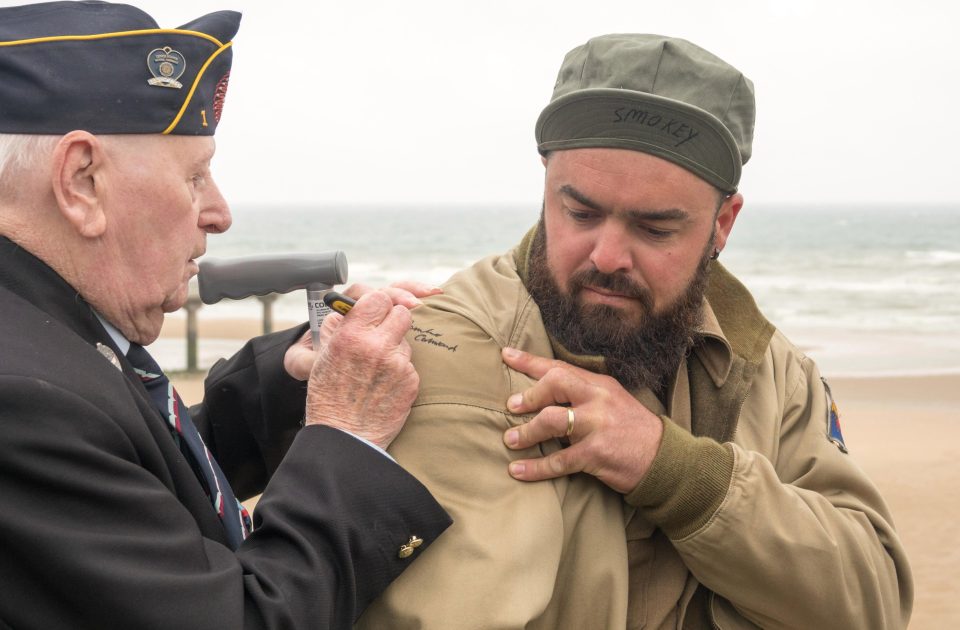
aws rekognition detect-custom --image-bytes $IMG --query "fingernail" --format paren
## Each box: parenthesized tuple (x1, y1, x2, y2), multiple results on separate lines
(502, 347, 520, 360)
(504, 429, 519, 447)
(507, 394, 522, 410)
(509, 462, 525, 476)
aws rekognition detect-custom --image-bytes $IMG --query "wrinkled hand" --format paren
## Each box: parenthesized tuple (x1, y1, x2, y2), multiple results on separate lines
(284, 280, 442, 381)
(501, 347, 664, 494)
(344, 280, 442, 310)
(304, 291, 419, 450)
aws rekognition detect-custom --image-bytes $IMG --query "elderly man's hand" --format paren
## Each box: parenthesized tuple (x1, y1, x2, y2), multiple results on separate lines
(500, 347, 664, 494)
(304, 291, 419, 450)
(283, 281, 441, 381)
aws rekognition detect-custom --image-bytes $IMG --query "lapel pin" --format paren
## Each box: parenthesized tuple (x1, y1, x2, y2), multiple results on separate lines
(96, 343, 123, 371)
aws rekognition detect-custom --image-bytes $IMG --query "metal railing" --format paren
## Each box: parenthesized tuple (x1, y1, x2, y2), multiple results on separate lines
(179, 293, 279, 373)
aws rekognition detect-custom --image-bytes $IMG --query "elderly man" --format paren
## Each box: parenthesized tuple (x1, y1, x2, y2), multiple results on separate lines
(357, 35, 912, 629)
(0, 3, 450, 629)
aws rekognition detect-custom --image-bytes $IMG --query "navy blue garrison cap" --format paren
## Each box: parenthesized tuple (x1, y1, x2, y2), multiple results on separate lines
(0, 1, 240, 135)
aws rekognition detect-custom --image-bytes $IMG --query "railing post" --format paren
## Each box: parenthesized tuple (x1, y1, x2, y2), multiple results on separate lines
(184, 290, 203, 373)
(258, 294, 278, 335)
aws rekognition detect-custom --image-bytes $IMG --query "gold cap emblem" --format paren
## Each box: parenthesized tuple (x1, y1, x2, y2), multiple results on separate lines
(147, 47, 186, 89)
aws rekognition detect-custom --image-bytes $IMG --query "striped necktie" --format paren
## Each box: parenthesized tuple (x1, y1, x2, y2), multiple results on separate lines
(126, 343, 251, 549)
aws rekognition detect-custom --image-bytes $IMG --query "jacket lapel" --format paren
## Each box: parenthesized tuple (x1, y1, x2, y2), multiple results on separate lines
(0, 237, 230, 547)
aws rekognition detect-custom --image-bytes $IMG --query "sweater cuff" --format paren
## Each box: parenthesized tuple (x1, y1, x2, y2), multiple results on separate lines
(624, 416, 735, 539)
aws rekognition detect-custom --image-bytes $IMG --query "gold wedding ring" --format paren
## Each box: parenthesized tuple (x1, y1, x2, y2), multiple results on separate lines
(565, 407, 575, 437)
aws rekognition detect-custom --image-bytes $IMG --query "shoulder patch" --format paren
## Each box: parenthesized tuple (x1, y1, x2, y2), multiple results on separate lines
(821, 378, 848, 454)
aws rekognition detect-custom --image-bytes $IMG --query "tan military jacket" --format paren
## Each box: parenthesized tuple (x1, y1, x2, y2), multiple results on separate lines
(356, 247, 912, 630)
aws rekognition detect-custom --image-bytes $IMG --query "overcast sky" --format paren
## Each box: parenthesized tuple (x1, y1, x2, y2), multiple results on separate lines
(6, 0, 959, 206)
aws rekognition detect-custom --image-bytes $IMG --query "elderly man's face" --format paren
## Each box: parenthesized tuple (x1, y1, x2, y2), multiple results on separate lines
(527, 148, 740, 389)
(98, 135, 230, 342)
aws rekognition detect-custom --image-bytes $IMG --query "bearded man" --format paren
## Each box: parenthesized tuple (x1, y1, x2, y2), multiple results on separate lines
(355, 34, 912, 629)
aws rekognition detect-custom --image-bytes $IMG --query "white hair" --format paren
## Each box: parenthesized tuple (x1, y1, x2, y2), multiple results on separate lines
(0, 134, 59, 189)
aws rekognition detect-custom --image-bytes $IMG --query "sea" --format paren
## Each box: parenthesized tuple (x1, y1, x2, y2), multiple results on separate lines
(154, 203, 960, 378)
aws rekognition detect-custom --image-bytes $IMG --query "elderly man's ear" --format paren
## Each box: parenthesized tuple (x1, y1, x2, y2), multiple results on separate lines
(51, 130, 107, 238)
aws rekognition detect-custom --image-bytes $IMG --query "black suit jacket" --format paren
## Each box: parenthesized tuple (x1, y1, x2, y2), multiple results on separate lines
(0, 238, 451, 629)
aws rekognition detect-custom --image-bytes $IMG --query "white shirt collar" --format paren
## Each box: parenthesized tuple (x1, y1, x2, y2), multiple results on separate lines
(93, 311, 131, 355)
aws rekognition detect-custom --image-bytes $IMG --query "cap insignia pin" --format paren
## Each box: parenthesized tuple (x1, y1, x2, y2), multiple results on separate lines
(147, 47, 186, 89)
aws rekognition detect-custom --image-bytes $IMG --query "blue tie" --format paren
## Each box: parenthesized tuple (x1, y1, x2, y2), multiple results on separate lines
(126, 343, 251, 549)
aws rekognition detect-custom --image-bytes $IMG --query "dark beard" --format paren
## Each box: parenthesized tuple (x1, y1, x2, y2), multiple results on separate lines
(525, 219, 711, 392)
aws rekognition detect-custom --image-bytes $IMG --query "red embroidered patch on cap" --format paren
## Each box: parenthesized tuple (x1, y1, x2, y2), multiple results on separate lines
(213, 71, 230, 123)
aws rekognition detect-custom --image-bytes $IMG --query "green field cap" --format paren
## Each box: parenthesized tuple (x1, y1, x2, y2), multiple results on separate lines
(536, 34, 755, 192)
(0, 1, 240, 135)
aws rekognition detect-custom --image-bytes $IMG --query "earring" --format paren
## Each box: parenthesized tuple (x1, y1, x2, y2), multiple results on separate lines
(710, 247, 721, 260)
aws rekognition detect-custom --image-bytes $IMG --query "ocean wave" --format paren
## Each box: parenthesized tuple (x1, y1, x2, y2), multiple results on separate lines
(905, 250, 960, 264)
(735, 275, 955, 296)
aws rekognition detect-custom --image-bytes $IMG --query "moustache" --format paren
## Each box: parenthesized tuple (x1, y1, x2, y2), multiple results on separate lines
(568, 269, 654, 312)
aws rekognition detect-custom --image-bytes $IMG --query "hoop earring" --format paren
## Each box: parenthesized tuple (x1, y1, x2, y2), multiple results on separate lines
(710, 247, 721, 260)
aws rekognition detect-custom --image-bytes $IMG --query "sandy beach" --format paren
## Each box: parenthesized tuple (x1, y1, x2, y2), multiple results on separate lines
(165, 317, 960, 629)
